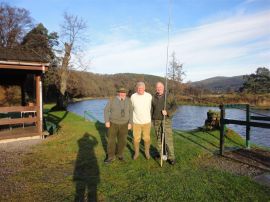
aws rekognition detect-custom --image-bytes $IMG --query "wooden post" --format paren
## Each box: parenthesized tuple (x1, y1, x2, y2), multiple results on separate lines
(219, 105, 225, 156)
(35, 74, 42, 137)
(246, 104, 250, 149)
(21, 76, 26, 106)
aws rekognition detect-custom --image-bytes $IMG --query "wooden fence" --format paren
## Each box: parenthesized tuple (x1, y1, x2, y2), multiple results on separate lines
(219, 104, 270, 155)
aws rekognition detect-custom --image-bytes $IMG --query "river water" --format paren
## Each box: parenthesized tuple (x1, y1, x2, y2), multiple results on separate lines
(68, 99, 270, 148)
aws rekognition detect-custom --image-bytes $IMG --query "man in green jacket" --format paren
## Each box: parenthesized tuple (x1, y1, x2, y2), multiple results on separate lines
(152, 82, 177, 165)
(104, 87, 133, 164)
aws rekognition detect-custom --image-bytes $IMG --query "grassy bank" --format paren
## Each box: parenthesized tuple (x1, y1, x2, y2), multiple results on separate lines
(2, 106, 270, 201)
(71, 96, 110, 103)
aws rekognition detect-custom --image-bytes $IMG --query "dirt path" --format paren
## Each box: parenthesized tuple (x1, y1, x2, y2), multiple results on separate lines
(0, 139, 42, 199)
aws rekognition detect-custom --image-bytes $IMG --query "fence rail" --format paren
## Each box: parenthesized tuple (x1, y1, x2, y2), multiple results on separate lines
(219, 104, 270, 155)
(84, 110, 99, 122)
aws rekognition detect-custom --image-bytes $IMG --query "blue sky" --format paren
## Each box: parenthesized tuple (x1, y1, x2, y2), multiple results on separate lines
(3, 0, 270, 81)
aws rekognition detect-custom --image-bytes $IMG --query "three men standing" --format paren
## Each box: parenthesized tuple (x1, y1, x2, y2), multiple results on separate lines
(104, 88, 133, 163)
(104, 81, 176, 165)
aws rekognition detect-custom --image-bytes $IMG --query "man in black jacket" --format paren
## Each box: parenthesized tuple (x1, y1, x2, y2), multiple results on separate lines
(152, 82, 177, 165)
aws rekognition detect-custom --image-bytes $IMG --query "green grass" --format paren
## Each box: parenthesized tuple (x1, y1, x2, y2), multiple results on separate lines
(3, 106, 270, 201)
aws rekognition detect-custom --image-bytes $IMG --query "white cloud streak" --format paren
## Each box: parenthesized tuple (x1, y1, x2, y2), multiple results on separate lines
(86, 10, 270, 81)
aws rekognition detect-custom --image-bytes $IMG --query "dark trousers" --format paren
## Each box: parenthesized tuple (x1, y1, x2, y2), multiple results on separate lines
(107, 122, 128, 159)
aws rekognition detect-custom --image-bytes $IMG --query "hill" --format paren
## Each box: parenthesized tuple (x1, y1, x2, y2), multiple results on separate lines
(191, 76, 244, 93)
(44, 70, 246, 102)
(45, 71, 167, 101)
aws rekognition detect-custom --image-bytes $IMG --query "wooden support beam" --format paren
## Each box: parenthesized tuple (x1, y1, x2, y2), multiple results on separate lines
(223, 119, 270, 129)
(251, 116, 270, 121)
(246, 104, 250, 149)
(0, 106, 38, 113)
(0, 63, 47, 71)
(35, 74, 42, 137)
(0, 117, 37, 125)
(219, 105, 225, 156)
(223, 104, 248, 109)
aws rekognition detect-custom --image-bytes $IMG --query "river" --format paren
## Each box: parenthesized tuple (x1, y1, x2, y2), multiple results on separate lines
(67, 99, 270, 148)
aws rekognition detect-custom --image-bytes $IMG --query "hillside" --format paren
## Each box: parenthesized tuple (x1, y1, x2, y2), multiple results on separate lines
(45, 71, 167, 101)
(191, 76, 244, 92)
(44, 70, 247, 103)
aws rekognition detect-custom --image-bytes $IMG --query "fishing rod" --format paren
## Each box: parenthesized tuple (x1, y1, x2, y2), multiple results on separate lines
(161, 0, 172, 167)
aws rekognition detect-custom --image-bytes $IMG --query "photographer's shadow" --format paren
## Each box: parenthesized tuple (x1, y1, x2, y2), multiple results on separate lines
(73, 133, 99, 202)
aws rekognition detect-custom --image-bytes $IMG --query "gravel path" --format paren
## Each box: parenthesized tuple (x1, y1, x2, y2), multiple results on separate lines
(0, 139, 42, 152)
(0, 139, 42, 199)
(199, 148, 270, 187)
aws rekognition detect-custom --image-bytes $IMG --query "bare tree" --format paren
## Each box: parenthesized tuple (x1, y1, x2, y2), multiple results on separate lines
(57, 12, 87, 109)
(0, 3, 33, 47)
(168, 51, 184, 94)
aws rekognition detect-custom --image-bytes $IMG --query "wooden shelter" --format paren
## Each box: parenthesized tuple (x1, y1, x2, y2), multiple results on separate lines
(0, 47, 49, 142)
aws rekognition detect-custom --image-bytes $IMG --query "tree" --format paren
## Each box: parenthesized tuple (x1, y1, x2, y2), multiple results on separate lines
(21, 23, 59, 103)
(21, 23, 59, 60)
(240, 67, 270, 94)
(0, 3, 33, 47)
(56, 12, 87, 109)
(168, 51, 184, 94)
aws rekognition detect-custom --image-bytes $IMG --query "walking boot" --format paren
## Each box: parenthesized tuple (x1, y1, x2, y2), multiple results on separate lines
(144, 141, 151, 160)
(133, 142, 140, 160)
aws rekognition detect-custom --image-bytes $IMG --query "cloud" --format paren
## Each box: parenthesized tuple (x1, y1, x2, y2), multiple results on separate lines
(85, 9, 270, 81)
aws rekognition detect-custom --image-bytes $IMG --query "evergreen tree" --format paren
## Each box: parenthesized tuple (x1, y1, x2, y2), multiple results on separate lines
(21, 23, 58, 60)
(241, 67, 270, 94)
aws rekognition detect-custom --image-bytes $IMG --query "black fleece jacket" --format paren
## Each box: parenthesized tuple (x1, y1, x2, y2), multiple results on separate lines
(151, 93, 177, 120)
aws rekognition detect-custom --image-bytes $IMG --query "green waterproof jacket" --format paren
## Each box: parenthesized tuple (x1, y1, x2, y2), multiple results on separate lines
(151, 93, 177, 120)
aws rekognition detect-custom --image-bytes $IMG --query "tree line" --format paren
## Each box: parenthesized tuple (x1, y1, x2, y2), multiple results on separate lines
(0, 3, 87, 109)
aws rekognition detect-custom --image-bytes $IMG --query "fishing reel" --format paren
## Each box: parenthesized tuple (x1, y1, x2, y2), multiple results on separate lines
(162, 155, 168, 161)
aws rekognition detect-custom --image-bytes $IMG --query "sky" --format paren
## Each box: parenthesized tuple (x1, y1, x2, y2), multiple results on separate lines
(3, 0, 270, 81)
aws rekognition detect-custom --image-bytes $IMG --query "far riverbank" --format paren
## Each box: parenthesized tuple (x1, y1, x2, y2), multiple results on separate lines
(69, 94, 270, 110)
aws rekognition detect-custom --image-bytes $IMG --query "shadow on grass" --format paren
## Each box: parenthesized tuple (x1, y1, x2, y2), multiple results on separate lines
(43, 109, 69, 132)
(175, 131, 216, 154)
(203, 129, 244, 147)
(189, 130, 219, 149)
(95, 121, 107, 159)
(73, 132, 100, 202)
(225, 134, 245, 148)
(177, 130, 270, 172)
(126, 130, 135, 158)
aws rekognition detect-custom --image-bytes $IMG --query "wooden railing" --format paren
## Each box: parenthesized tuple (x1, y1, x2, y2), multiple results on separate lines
(0, 106, 37, 113)
(219, 104, 270, 155)
(0, 106, 38, 126)
(84, 110, 99, 122)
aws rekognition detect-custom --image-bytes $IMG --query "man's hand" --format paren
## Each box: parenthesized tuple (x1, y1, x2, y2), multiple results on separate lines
(105, 122, 110, 128)
(162, 110, 167, 116)
(128, 123, 132, 130)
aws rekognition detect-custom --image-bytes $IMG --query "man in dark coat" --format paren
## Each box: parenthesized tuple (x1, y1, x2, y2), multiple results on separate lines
(152, 82, 177, 165)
